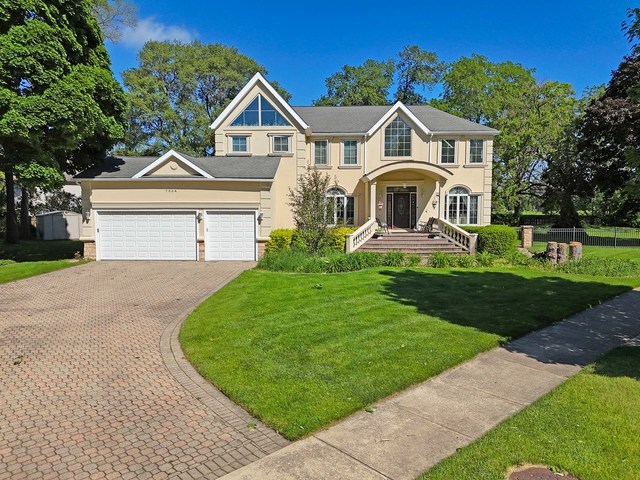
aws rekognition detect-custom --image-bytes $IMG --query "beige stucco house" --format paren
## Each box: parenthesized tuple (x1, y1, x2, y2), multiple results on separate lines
(76, 73, 498, 261)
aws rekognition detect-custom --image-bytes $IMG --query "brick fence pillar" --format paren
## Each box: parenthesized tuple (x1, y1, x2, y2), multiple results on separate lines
(521, 225, 534, 249)
(83, 241, 96, 260)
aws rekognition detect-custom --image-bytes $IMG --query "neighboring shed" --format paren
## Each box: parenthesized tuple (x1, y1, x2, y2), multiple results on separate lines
(37, 211, 82, 240)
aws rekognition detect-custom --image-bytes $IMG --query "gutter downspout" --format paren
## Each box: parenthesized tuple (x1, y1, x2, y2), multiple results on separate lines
(363, 134, 368, 175)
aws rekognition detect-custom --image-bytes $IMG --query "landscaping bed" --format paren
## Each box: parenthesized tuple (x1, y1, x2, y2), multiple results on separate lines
(419, 346, 640, 480)
(180, 267, 639, 440)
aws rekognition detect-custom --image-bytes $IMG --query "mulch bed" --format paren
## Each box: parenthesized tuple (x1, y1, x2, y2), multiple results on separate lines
(509, 466, 579, 480)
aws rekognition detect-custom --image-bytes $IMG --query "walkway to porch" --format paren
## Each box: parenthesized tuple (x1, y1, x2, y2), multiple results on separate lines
(357, 231, 467, 255)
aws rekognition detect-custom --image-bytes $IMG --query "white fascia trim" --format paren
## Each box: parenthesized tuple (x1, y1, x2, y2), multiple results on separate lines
(433, 130, 499, 136)
(85, 177, 273, 183)
(209, 72, 310, 131)
(366, 102, 431, 137)
(132, 149, 213, 179)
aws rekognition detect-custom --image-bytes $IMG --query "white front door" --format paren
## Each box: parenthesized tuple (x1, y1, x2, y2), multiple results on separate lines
(98, 211, 197, 260)
(205, 211, 256, 261)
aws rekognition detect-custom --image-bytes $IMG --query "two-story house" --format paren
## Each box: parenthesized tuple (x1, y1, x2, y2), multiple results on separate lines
(75, 73, 498, 261)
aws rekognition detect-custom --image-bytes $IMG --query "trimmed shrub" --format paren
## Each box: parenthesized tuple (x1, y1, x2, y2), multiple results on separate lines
(465, 225, 518, 256)
(265, 229, 296, 254)
(326, 226, 357, 252)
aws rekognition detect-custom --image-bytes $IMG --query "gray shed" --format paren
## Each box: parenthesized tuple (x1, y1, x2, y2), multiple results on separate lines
(36, 211, 82, 240)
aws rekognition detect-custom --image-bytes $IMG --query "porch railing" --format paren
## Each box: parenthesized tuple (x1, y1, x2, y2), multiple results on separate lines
(434, 217, 478, 254)
(345, 218, 377, 253)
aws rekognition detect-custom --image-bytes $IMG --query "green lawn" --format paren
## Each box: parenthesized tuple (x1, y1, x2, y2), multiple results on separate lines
(0, 240, 85, 283)
(180, 267, 639, 440)
(419, 346, 640, 480)
(531, 244, 640, 262)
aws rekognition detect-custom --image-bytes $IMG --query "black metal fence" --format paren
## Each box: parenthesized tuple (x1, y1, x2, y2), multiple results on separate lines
(533, 226, 640, 248)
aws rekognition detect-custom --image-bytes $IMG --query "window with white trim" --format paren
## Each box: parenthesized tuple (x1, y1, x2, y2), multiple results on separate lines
(230, 94, 290, 126)
(342, 140, 358, 165)
(326, 187, 355, 225)
(440, 139, 456, 164)
(231, 136, 248, 153)
(469, 139, 484, 164)
(384, 117, 412, 157)
(314, 140, 329, 166)
(446, 187, 480, 225)
(272, 135, 291, 153)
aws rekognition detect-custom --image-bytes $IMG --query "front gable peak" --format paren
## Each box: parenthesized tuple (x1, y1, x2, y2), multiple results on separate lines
(366, 102, 431, 137)
(133, 150, 212, 179)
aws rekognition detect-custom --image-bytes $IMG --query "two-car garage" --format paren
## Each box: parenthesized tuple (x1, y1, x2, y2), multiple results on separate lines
(96, 210, 256, 261)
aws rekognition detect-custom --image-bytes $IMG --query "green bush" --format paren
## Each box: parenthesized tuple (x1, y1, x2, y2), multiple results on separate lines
(465, 225, 518, 256)
(556, 256, 640, 277)
(382, 251, 406, 267)
(406, 254, 422, 267)
(475, 251, 495, 267)
(257, 251, 327, 273)
(327, 251, 383, 273)
(450, 254, 475, 268)
(0, 259, 16, 266)
(265, 229, 296, 254)
(429, 252, 453, 268)
(326, 226, 357, 252)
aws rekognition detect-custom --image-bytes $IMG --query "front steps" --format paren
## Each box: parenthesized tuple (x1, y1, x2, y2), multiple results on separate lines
(357, 232, 467, 255)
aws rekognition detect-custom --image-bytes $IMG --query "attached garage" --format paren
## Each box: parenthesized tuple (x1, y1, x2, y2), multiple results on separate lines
(206, 211, 256, 261)
(97, 211, 197, 261)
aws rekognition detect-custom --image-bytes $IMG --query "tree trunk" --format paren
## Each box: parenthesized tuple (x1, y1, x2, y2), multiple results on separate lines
(569, 242, 583, 260)
(20, 185, 31, 240)
(4, 167, 19, 244)
(557, 243, 568, 264)
(546, 241, 558, 265)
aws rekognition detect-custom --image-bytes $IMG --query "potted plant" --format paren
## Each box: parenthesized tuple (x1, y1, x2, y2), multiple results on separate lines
(374, 227, 385, 238)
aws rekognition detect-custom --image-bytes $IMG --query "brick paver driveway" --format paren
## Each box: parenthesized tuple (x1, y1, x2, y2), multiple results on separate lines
(0, 262, 288, 479)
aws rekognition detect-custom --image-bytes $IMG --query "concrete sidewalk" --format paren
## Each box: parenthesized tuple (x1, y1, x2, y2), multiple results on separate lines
(221, 287, 640, 480)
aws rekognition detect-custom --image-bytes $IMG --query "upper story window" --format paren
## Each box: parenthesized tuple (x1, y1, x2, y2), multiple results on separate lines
(469, 139, 484, 164)
(314, 140, 329, 166)
(272, 135, 291, 153)
(342, 140, 358, 165)
(384, 117, 412, 157)
(231, 136, 249, 153)
(230, 94, 290, 127)
(440, 139, 456, 164)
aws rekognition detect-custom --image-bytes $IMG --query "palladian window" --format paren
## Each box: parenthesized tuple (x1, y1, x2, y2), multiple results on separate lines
(326, 187, 355, 226)
(384, 117, 412, 157)
(446, 187, 480, 225)
(230, 94, 290, 126)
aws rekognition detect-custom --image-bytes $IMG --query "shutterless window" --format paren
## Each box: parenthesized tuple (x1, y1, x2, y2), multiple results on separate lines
(469, 139, 484, 164)
(446, 186, 480, 225)
(314, 140, 329, 165)
(384, 117, 412, 157)
(273, 136, 290, 153)
(326, 187, 355, 226)
(231, 136, 248, 152)
(441, 139, 456, 164)
(342, 140, 358, 165)
(230, 94, 290, 127)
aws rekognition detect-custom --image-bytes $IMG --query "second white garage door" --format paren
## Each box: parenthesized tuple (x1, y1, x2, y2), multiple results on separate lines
(98, 211, 197, 260)
(205, 211, 256, 261)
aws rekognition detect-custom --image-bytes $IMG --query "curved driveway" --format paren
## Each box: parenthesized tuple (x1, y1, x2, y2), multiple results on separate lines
(0, 262, 288, 479)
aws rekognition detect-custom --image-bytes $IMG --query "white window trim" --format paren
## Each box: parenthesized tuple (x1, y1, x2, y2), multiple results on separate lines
(313, 139, 331, 167)
(383, 116, 413, 159)
(326, 187, 356, 226)
(467, 139, 485, 165)
(440, 139, 457, 165)
(341, 139, 359, 166)
(445, 187, 481, 225)
(270, 134, 292, 154)
(227, 134, 251, 155)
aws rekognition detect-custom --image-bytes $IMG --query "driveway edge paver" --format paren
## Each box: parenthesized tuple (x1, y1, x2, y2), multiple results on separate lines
(219, 287, 640, 480)
(159, 263, 290, 478)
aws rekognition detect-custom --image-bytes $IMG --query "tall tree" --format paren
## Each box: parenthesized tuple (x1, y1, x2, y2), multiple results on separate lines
(313, 59, 394, 106)
(0, 0, 127, 243)
(394, 45, 445, 104)
(91, 0, 137, 43)
(121, 41, 290, 156)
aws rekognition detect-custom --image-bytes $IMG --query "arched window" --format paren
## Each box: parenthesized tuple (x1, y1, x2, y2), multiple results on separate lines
(384, 117, 412, 157)
(326, 187, 355, 226)
(446, 187, 480, 225)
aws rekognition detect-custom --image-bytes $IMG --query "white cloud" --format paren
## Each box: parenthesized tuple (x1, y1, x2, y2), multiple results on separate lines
(120, 17, 196, 48)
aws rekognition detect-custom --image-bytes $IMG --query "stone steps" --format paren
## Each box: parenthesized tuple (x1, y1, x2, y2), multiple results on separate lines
(358, 233, 468, 255)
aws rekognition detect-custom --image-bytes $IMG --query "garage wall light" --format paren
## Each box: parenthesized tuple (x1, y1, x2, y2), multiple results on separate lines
(84, 211, 91, 222)
(196, 212, 203, 222)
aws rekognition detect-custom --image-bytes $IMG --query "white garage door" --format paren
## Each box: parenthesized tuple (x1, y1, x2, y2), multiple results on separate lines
(98, 211, 197, 260)
(206, 211, 256, 261)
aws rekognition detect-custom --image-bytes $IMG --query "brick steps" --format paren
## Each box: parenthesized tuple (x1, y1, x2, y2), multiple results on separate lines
(358, 233, 468, 255)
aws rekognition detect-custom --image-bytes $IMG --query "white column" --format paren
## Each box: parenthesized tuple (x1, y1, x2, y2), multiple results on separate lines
(369, 181, 377, 220)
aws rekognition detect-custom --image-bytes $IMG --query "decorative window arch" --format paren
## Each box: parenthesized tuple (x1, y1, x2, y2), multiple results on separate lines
(446, 186, 480, 225)
(384, 117, 412, 157)
(326, 187, 355, 226)
(230, 94, 290, 127)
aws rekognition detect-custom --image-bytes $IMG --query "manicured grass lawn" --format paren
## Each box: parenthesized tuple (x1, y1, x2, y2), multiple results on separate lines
(180, 267, 639, 440)
(419, 347, 640, 480)
(0, 240, 85, 283)
(531, 244, 640, 262)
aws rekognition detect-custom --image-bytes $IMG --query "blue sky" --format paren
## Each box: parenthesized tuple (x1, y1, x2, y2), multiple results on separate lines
(106, 0, 634, 105)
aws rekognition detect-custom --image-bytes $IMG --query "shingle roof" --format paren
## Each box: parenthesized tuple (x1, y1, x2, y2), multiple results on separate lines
(74, 154, 281, 180)
(292, 105, 498, 135)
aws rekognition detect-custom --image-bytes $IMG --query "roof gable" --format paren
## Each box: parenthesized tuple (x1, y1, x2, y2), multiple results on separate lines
(133, 150, 212, 179)
(366, 102, 431, 137)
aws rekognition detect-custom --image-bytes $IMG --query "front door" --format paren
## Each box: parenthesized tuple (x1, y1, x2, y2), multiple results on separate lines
(393, 193, 411, 228)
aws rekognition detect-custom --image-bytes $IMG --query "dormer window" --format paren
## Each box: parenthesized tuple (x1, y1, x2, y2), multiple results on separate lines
(384, 117, 411, 157)
(230, 94, 290, 127)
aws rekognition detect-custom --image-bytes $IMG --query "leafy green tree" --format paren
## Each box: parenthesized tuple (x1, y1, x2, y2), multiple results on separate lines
(91, 0, 137, 43)
(394, 45, 445, 104)
(314, 59, 394, 106)
(287, 168, 335, 253)
(0, 0, 127, 243)
(121, 41, 290, 156)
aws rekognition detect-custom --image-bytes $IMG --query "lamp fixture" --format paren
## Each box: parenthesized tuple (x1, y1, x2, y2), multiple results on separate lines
(432, 197, 439, 209)
(196, 212, 203, 222)
(84, 211, 90, 222)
